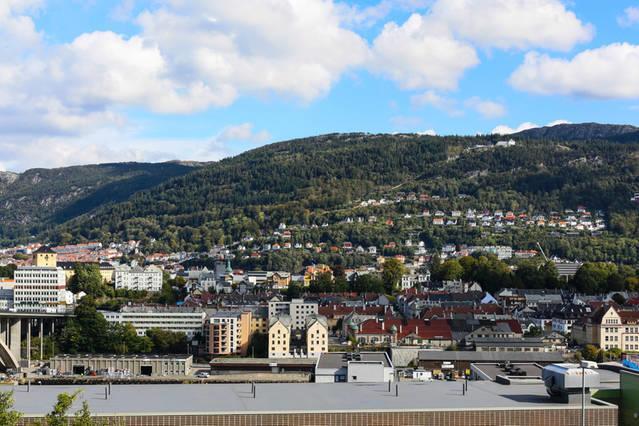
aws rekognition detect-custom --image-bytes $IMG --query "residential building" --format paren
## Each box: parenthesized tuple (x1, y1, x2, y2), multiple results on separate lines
(306, 315, 328, 358)
(100, 306, 206, 338)
(351, 318, 453, 348)
(0, 279, 14, 310)
(268, 297, 319, 330)
(573, 305, 639, 351)
(204, 310, 252, 356)
(114, 265, 163, 292)
(269, 315, 292, 358)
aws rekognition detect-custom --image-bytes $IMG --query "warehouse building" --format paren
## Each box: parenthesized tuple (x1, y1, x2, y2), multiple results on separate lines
(50, 354, 193, 377)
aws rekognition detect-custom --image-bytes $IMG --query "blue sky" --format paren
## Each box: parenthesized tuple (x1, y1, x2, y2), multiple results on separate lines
(1, 0, 639, 171)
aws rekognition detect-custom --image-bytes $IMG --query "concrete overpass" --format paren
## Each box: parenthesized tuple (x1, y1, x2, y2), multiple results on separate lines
(0, 311, 73, 370)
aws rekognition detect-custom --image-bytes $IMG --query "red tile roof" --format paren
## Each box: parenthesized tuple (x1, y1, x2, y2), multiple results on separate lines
(355, 318, 452, 340)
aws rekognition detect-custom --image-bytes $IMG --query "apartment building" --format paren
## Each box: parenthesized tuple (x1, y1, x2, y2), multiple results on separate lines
(269, 316, 292, 358)
(100, 306, 206, 338)
(114, 265, 163, 292)
(268, 297, 318, 330)
(573, 305, 639, 351)
(268, 313, 328, 359)
(204, 311, 252, 356)
(306, 315, 328, 358)
(13, 247, 69, 313)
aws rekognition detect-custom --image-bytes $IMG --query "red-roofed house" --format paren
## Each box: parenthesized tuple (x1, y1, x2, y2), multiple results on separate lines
(351, 318, 453, 348)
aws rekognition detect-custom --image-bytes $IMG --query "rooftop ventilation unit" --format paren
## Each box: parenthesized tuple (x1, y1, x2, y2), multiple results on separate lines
(542, 363, 600, 404)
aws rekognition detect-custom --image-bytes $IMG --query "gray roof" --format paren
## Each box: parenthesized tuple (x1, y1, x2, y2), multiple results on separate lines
(0, 381, 612, 416)
(418, 351, 564, 363)
(317, 352, 391, 370)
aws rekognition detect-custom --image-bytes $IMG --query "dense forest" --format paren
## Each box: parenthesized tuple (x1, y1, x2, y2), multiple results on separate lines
(0, 124, 637, 264)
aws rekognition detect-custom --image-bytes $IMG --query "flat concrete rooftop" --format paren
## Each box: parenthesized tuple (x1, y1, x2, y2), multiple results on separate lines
(0, 381, 616, 416)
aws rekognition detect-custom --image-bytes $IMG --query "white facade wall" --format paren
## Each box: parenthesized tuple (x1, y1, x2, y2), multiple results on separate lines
(100, 310, 205, 337)
(114, 266, 163, 292)
(14, 267, 68, 313)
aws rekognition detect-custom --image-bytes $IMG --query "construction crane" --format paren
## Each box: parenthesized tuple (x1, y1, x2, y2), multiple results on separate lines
(536, 242, 549, 262)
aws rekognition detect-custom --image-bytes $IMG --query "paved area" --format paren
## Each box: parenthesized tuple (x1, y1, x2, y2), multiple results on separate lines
(0, 380, 610, 416)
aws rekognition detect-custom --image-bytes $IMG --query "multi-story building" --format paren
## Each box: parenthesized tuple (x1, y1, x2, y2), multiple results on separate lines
(13, 247, 69, 313)
(573, 305, 639, 351)
(100, 306, 206, 338)
(204, 310, 252, 356)
(114, 265, 163, 292)
(268, 297, 318, 330)
(305, 315, 328, 358)
(269, 316, 292, 358)
(268, 313, 328, 359)
(0, 279, 14, 310)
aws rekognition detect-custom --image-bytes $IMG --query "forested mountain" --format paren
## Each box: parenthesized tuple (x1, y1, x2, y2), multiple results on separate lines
(0, 162, 200, 242)
(512, 123, 639, 141)
(42, 127, 639, 263)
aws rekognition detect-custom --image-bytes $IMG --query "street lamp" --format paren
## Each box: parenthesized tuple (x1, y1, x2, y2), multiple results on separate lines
(580, 360, 597, 426)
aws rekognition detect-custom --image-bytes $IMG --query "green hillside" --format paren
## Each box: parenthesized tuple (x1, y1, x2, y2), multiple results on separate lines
(0, 162, 200, 242)
(47, 129, 639, 263)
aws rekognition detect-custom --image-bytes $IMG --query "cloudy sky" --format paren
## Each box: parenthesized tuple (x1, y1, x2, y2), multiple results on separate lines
(1, 0, 639, 171)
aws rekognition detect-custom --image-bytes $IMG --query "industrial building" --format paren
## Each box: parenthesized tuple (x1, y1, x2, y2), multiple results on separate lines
(4, 381, 618, 425)
(50, 354, 193, 377)
(315, 352, 394, 383)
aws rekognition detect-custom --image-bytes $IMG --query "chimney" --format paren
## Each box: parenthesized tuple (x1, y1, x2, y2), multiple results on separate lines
(400, 324, 403, 333)
(415, 326, 419, 335)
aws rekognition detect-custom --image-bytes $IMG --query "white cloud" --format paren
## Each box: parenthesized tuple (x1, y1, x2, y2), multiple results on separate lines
(212, 123, 271, 145)
(492, 122, 539, 135)
(618, 6, 639, 27)
(137, 1, 369, 103)
(464, 97, 506, 118)
(337, 0, 430, 28)
(371, 14, 479, 90)
(370, 0, 591, 91)
(418, 129, 437, 136)
(491, 119, 571, 135)
(429, 0, 593, 51)
(111, 0, 136, 22)
(510, 43, 639, 99)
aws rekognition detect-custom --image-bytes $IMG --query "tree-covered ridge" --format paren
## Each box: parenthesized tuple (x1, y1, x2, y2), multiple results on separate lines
(44, 131, 639, 260)
(0, 162, 200, 243)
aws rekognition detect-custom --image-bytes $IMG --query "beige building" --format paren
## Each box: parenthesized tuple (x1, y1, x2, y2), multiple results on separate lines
(268, 314, 328, 359)
(306, 316, 328, 358)
(573, 305, 639, 352)
(205, 311, 253, 356)
(268, 316, 292, 359)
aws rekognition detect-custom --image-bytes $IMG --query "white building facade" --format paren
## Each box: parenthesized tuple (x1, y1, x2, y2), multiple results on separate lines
(13, 267, 69, 313)
(114, 265, 163, 292)
(100, 306, 206, 338)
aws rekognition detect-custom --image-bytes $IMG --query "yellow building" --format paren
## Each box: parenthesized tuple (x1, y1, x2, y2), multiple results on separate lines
(303, 264, 333, 287)
(268, 316, 291, 358)
(573, 305, 639, 352)
(60, 262, 115, 284)
(34, 246, 57, 267)
(306, 315, 328, 358)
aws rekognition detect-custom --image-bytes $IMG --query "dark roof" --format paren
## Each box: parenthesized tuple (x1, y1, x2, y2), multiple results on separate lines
(418, 351, 564, 363)
(34, 246, 56, 254)
(317, 352, 391, 369)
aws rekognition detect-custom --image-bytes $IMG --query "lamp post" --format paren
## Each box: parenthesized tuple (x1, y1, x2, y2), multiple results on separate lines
(581, 363, 585, 426)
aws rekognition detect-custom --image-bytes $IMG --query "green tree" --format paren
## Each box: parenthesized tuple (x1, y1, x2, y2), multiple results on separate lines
(581, 344, 600, 361)
(43, 390, 81, 426)
(146, 328, 187, 354)
(381, 258, 406, 293)
(438, 259, 464, 281)
(0, 391, 21, 426)
(69, 264, 109, 298)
